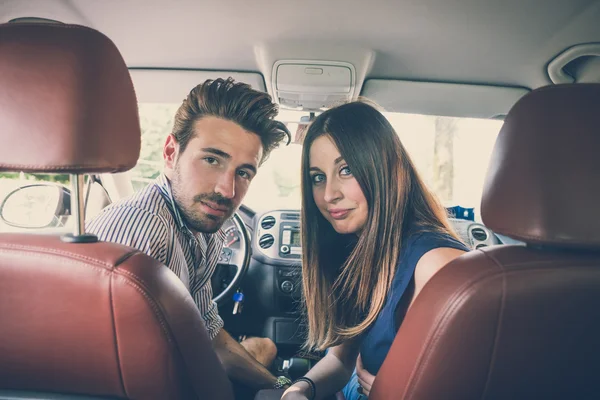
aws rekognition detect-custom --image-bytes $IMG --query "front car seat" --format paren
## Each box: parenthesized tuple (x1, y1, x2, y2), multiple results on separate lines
(370, 84, 600, 399)
(0, 23, 234, 400)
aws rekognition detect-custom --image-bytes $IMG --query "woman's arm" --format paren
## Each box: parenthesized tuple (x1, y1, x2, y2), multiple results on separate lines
(353, 247, 466, 397)
(411, 247, 465, 306)
(282, 337, 361, 400)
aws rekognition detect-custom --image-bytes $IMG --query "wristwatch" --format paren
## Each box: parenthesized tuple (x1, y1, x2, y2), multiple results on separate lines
(273, 375, 292, 389)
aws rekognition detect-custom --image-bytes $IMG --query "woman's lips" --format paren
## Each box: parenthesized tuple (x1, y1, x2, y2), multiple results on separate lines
(328, 208, 352, 219)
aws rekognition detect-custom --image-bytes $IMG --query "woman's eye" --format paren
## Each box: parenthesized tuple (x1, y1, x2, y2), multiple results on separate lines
(340, 166, 352, 176)
(311, 174, 325, 184)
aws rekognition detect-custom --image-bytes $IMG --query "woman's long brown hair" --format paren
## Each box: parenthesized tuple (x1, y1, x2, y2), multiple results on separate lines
(300, 101, 460, 351)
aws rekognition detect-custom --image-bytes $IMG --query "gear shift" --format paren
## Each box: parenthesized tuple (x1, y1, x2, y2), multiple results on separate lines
(284, 357, 312, 380)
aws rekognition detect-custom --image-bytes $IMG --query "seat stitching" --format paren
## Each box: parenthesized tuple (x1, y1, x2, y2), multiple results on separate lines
(481, 251, 508, 399)
(403, 258, 500, 397)
(403, 255, 600, 397)
(0, 247, 174, 343)
(0, 243, 137, 269)
(109, 274, 128, 397)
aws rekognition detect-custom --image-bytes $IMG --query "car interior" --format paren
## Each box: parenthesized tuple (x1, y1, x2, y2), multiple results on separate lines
(0, 0, 599, 399)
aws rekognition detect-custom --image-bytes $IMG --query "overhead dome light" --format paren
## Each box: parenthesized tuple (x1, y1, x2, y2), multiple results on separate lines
(272, 60, 357, 111)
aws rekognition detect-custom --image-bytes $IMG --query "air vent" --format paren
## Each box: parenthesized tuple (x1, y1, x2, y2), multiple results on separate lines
(259, 234, 275, 249)
(261, 216, 276, 229)
(471, 228, 488, 242)
(281, 213, 300, 220)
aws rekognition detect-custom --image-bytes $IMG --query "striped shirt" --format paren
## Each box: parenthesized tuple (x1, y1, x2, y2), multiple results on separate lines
(87, 174, 225, 339)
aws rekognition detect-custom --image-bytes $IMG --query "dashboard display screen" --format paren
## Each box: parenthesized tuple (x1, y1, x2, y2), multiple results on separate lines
(291, 230, 301, 246)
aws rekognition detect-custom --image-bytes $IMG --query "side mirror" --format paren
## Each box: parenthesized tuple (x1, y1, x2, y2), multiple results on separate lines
(0, 184, 71, 229)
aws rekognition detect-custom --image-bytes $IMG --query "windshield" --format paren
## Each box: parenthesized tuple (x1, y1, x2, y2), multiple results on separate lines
(133, 104, 502, 219)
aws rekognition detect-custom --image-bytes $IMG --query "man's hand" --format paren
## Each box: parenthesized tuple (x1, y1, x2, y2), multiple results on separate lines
(240, 336, 278, 367)
(356, 354, 375, 397)
(212, 329, 278, 389)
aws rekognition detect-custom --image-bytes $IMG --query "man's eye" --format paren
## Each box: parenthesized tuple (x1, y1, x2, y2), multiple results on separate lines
(238, 170, 251, 180)
(340, 166, 352, 176)
(204, 157, 219, 165)
(311, 174, 325, 184)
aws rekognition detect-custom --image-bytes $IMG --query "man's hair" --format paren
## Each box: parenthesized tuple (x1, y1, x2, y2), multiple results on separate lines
(172, 77, 290, 162)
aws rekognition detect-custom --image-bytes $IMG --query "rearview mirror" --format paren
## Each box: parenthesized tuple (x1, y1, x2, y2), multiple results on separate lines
(0, 184, 71, 229)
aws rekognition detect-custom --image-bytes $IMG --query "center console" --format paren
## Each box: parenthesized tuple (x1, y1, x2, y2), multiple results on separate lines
(253, 210, 303, 297)
(254, 210, 302, 261)
(253, 210, 305, 350)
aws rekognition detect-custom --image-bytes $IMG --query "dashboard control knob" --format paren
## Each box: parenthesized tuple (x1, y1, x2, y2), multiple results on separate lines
(280, 245, 290, 254)
(281, 280, 294, 293)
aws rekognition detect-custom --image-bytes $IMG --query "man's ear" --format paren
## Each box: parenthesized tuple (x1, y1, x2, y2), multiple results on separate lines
(163, 134, 179, 177)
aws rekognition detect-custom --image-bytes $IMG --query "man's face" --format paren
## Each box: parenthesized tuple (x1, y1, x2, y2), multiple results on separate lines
(164, 116, 263, 233)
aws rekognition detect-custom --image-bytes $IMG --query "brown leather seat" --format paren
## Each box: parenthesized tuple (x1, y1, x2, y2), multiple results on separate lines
(0, 23, 234, 400)
(370, 84, 600, 400)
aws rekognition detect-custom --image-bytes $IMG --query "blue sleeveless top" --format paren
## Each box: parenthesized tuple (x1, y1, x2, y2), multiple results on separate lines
(359, 231, 468, 375)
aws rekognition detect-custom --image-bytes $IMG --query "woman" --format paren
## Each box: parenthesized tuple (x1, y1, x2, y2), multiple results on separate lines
(281, 101, 468, 400)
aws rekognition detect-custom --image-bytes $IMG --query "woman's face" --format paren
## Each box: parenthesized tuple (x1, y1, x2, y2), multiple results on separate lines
(308, 135, 368, 235)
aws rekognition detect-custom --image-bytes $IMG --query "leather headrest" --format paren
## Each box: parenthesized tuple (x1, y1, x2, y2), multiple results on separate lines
(0, 23, 140, 173)
(482, 84, 600, 249)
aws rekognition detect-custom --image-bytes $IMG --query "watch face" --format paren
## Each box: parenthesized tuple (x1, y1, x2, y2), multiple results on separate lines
(274, 376, 292, 389)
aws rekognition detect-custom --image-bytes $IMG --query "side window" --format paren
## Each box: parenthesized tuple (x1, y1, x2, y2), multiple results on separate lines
(0, 104, 177, 233)
(384, 113, 502, 220)
(130, 103, 180, 192)
(0, 101, 180, 232)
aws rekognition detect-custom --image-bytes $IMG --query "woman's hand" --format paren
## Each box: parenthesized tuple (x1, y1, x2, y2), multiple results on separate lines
(280, 385, 309, 400)
(356, 354, 375, 397)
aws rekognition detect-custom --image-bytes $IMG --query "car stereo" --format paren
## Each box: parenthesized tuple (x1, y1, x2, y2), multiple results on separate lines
(279, 221, 301, 258)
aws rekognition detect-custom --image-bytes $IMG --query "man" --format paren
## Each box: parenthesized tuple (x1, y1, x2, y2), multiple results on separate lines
(87, 77, 291, 391)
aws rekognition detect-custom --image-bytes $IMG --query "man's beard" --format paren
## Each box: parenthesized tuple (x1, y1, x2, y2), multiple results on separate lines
(170, 166, 234, 233)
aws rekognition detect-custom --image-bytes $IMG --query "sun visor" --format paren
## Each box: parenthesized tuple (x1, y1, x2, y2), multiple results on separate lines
(361, 79, 530, 119)
(130, 69, 267, 103)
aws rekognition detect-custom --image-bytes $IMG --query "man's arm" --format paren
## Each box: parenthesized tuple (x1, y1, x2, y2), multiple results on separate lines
(194, 277, 277, 389)
(212, 328, 278, 389)
(87, 205, 169, 264)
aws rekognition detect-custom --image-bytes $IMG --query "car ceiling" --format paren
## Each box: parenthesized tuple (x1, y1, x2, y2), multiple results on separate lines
(1, 0, 600, 103)
(3, 0, 599, 87)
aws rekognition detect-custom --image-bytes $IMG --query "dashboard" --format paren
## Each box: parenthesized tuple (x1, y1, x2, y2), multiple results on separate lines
(220, 209, 500, 300)
(218, 208, 507, 352)
(243, 209, 500, 265)
(223, 224, 243, 249)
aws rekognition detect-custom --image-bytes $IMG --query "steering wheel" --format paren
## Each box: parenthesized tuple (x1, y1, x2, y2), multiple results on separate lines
(212, 212, 251, 305)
